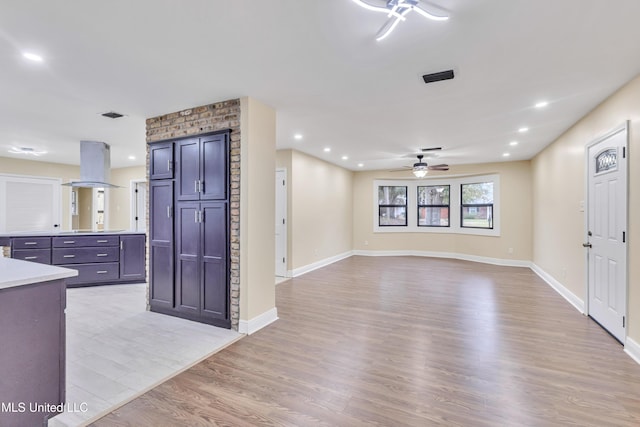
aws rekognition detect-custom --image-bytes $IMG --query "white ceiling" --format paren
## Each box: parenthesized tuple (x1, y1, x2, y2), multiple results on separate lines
(2, 0, 640, 170)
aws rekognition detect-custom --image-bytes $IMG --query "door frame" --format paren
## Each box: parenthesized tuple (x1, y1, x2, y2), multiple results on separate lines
(583, 121, 629, 341)
(130, 179, 148, 232)
(275, 168, 288, 277)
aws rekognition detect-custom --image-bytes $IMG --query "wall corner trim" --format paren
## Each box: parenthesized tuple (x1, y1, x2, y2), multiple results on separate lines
(238, 307, 278, 335)
(624, 337, 640, 365)
(289, 251, 354, 277)
(530, 263, 585, 314)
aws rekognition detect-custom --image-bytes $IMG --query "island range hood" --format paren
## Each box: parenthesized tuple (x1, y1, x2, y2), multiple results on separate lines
(63, 141, 119, 188)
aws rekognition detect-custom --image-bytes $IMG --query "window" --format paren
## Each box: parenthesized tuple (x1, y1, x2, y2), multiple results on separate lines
(373, 175, 499, 236)
(378, 186, 407, 226)
(461, 182, 493, 229)
(418, 185, 449, 227)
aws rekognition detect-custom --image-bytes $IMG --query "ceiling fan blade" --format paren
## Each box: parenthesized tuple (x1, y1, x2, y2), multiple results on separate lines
(421, 147, 442, 152)
(427, 164, 449, 170)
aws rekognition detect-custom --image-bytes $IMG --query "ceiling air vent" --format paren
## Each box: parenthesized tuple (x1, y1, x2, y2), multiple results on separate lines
(422, 70, 454, 84)
(101, 111, 124, 119)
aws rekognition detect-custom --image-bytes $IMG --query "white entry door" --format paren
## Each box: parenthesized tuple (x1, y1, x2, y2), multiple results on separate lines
(586, 124, 628, 343)
(275, 169, 287, 277)
(0, 175, 62, 233)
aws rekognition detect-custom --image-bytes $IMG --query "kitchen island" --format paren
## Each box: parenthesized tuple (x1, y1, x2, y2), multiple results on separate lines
(0, 258, 77, 427)
(0, 230, 146, 287)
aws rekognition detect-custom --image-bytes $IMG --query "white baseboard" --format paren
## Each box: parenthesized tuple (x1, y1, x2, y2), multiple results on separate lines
(530, 263, 584, 314)
(289, 250, 354, 277)
(625, 336, 640, 365)
(238, 307, 278, 335)
(353, 249, 531, 268)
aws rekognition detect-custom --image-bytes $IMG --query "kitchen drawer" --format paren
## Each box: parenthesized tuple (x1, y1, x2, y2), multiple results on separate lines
(52, 235, 119, 248)
(12, 248, 52, 265)
(12, 237, 51, 249)
(61, 263, 119, 285)
(52, 247, 119, 265)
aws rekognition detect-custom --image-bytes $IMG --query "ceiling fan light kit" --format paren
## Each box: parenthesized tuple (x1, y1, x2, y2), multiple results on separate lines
(351, 0, 449, 41)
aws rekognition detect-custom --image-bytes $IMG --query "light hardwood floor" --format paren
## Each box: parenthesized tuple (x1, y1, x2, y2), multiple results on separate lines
(91, 256, 640, 426)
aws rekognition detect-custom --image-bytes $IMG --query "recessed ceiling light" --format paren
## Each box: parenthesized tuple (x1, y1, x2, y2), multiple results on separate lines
(535, 101, 549, 108)
(341, 155, 349, 160)
(324, 147, 331, 153)
(128, 155, 136, 160)
(357, 163, 364, 168)
(509, 141, 519, 146)
(294, 134, 303, 140)
(518, 127, 529, 133)
(22, 52, 43, 62)
(503, 153, 511, 157)
(8, 146, 47, 156)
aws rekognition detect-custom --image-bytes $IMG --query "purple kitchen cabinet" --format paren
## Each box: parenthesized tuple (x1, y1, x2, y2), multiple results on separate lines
(120, 234, 146, 281)
(149, 141, 174, 180)
(149, 180, 174, 309)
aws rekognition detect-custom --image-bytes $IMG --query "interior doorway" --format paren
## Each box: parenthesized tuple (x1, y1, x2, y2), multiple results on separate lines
(131, 180, 148, 233)
(275, 169, 287, 277)
(585, 123, 628, 343)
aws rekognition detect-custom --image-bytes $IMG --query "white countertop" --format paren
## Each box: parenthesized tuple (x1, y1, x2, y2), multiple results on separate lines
(0, 257, 78, 290)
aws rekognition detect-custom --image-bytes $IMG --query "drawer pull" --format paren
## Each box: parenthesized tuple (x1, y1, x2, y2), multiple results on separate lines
(96, 253, 108, 257)
(24, 242, 38, 246)
(96, 240, 109, 243)
(63, 254, 76, 258)
(96, 270, 108, 274)
(24, 256, 38, 260)
(63, 241, 75, 244)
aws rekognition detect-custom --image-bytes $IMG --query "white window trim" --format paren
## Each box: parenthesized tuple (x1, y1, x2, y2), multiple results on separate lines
(373, 174, 500, 237)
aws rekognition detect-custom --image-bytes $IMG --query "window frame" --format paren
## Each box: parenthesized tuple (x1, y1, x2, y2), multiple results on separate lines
(373, 175, 500, 236)
(460, 181, 494, 230)
(417, 185, 450, 228)
(377, 185, 408, 227)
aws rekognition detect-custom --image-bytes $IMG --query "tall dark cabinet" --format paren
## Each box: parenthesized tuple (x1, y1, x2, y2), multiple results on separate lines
(149, 131, 230, 328)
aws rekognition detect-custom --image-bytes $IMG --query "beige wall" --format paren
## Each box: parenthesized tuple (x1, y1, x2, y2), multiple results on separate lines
(108, 165, 147, 230)
(77, 187, 93, 229)
(240, 97, 277, 321)
(532, 74, 640, 343)
(353, 161, 533, 261)
(277, 149, 354, 272)
(0, 157, 79, 230)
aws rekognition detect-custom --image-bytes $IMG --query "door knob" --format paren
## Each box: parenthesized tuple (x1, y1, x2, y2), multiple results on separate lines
(582, 242, 592, 248)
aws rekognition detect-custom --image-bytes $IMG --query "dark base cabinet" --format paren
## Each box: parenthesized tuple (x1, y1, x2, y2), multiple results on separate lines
(3, 233, 146, 287)
(149, 130, 231, 329)
(0, 279, 66, 427)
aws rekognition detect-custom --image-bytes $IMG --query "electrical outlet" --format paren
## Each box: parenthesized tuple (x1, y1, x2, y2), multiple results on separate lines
(508, 247, 514, 254)
(364, 240, 369, 246)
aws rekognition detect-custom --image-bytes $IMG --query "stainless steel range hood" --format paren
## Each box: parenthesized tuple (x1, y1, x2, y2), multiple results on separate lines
(62, 141, 119, 188)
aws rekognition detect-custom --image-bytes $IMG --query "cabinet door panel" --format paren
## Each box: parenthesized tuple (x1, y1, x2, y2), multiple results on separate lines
(176, 139, 200, 201)
(150, 181, 174, 308)
(201, 202, 228, 321)
(201, 134, 227, 200)
(176, 202, 201, 314)
(120, 235, 146, 280)
(150, 142, 174, 180)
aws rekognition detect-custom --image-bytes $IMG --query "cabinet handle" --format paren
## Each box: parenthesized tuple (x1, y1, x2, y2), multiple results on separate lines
(167, 206, 172, 218)
(63, 254, 75, 258)
(96, 240, 109, 243)
(195, 180, 199, 193)
(195, 210, 199, 223)
(200, 210, 204, 223)
(120, 241, 124, 250)
(24, 256, 38, 260)
(199, 180, 204, 193)
(97, 253, 108, 257)
(96, 270, 108, 274)
(168, 159, 173, 172)
(24, 242, 38, 246)
(63, 241, 75, 244)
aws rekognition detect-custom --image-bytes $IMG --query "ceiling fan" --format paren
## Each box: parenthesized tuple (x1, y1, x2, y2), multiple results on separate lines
(390, 153, 449, 178)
